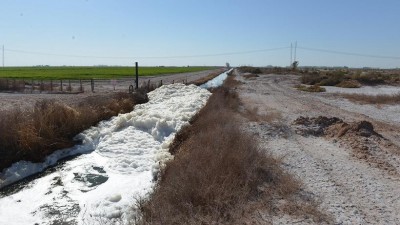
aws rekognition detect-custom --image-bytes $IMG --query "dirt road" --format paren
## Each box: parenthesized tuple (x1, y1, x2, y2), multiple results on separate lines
(235, 70, 400, 224)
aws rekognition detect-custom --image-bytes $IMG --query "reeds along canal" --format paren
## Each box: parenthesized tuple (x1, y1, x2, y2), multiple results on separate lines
(0, 84, 211, 225)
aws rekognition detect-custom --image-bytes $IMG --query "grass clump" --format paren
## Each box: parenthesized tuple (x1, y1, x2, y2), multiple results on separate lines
(0, 91, 148, 172)
(335, 80, 361, 88)
(301, 70, 400, 88)
(342, 93, 400, 105)
(238, 66, 294, 75)
(296, 84, 326, 92)
(243, 73, 259, 79)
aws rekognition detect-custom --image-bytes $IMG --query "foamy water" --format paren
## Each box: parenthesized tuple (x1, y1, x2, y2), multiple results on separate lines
(0, 84, 211, 225)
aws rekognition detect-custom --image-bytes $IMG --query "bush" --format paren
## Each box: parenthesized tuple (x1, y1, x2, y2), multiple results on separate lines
(342, 93, 400, 104)
(354, 72, 387, 85)
(296, 84, 326, 92)
(238, 66, 262, 74)
(301, 74, 325, 85)
(335, 80, 361, 88)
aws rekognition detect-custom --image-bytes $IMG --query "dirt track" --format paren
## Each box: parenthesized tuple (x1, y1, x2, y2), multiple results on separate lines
(235, 70, 400, 224)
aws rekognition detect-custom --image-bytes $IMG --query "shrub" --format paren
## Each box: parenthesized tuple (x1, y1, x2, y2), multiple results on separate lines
(296, 84, 326, 92)
(301, 74, 325, 85)
(342, 93, 400, 105)
(238, 66, 262, 74)
(335, 80, 361, 88)
(354, 72, 387, 85)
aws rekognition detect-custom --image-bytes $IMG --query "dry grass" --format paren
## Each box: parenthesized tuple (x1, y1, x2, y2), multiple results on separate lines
(135, 81, 330, 224)
(296, 84, 326, 92)
(0, 79, 25, 92)
(238, 66, 293, 75)
(243, 74, 259, 79)
(223, 74, 243, 88)
(188, 69, 225, 86)
(0, 91, 148, 171)
(301, 70, 398, 87)
(342, 93, 400, 105)
(335, 80, 361, 88)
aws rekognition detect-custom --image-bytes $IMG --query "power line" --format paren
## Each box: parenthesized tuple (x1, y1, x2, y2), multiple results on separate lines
(298, 46, 400, 60)
(4, 47, 291, 59)
(5, 45, 400, 63)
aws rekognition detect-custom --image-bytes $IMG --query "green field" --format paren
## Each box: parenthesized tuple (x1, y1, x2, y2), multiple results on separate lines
(0, 66, 216, 80)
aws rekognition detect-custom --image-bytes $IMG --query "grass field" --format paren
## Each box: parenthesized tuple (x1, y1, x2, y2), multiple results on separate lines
(0, 66, 215, 80)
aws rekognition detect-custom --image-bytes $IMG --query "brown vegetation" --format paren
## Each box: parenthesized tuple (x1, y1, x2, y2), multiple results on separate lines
(239, 66, 293, 75)
(188, 69, 226, 86)
(0, 91, 148, 172)
(136, 78, 330, 224)
(335, 80, 361, 88)
(296, 84, 326, 92)
(341, 93, 400, 105)
(0, 79, 25, 92)
(243, 74, 259, 79)
(301, 70, 400, 87)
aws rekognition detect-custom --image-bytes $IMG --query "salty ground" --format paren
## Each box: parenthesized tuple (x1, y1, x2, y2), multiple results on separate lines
(235, 71, 400, 224)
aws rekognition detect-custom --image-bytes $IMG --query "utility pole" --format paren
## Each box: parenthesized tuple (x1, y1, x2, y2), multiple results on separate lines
(290, 43, 293, 66)
(2, 45, 4, 68)
(294, 41, 297, 62)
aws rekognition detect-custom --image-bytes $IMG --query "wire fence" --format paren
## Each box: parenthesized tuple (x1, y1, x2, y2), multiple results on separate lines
(0, 78, 188, 94)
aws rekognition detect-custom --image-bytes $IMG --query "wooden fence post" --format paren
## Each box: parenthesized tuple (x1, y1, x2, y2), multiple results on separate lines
(91, 79, 94, 92)
(135, 62, 139, 89)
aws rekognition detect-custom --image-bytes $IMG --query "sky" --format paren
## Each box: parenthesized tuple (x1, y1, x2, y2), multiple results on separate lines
(1, 0, 400, 68)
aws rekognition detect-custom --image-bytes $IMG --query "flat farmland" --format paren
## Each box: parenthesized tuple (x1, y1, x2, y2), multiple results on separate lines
(0, 66, 216, 80)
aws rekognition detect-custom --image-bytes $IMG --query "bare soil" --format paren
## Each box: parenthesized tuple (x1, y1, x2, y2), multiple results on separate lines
(234, 70, 400, 224)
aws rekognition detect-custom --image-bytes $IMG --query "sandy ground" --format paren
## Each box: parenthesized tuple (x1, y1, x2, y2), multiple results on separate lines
(235, 70, 400, 224)
(0, 69, 219, 112)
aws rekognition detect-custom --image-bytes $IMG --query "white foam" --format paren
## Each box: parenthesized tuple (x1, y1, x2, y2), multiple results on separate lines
(0, 84, 211, 225)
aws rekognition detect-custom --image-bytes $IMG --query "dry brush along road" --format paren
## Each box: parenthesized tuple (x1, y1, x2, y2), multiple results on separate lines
(234, 70, 400, 225)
